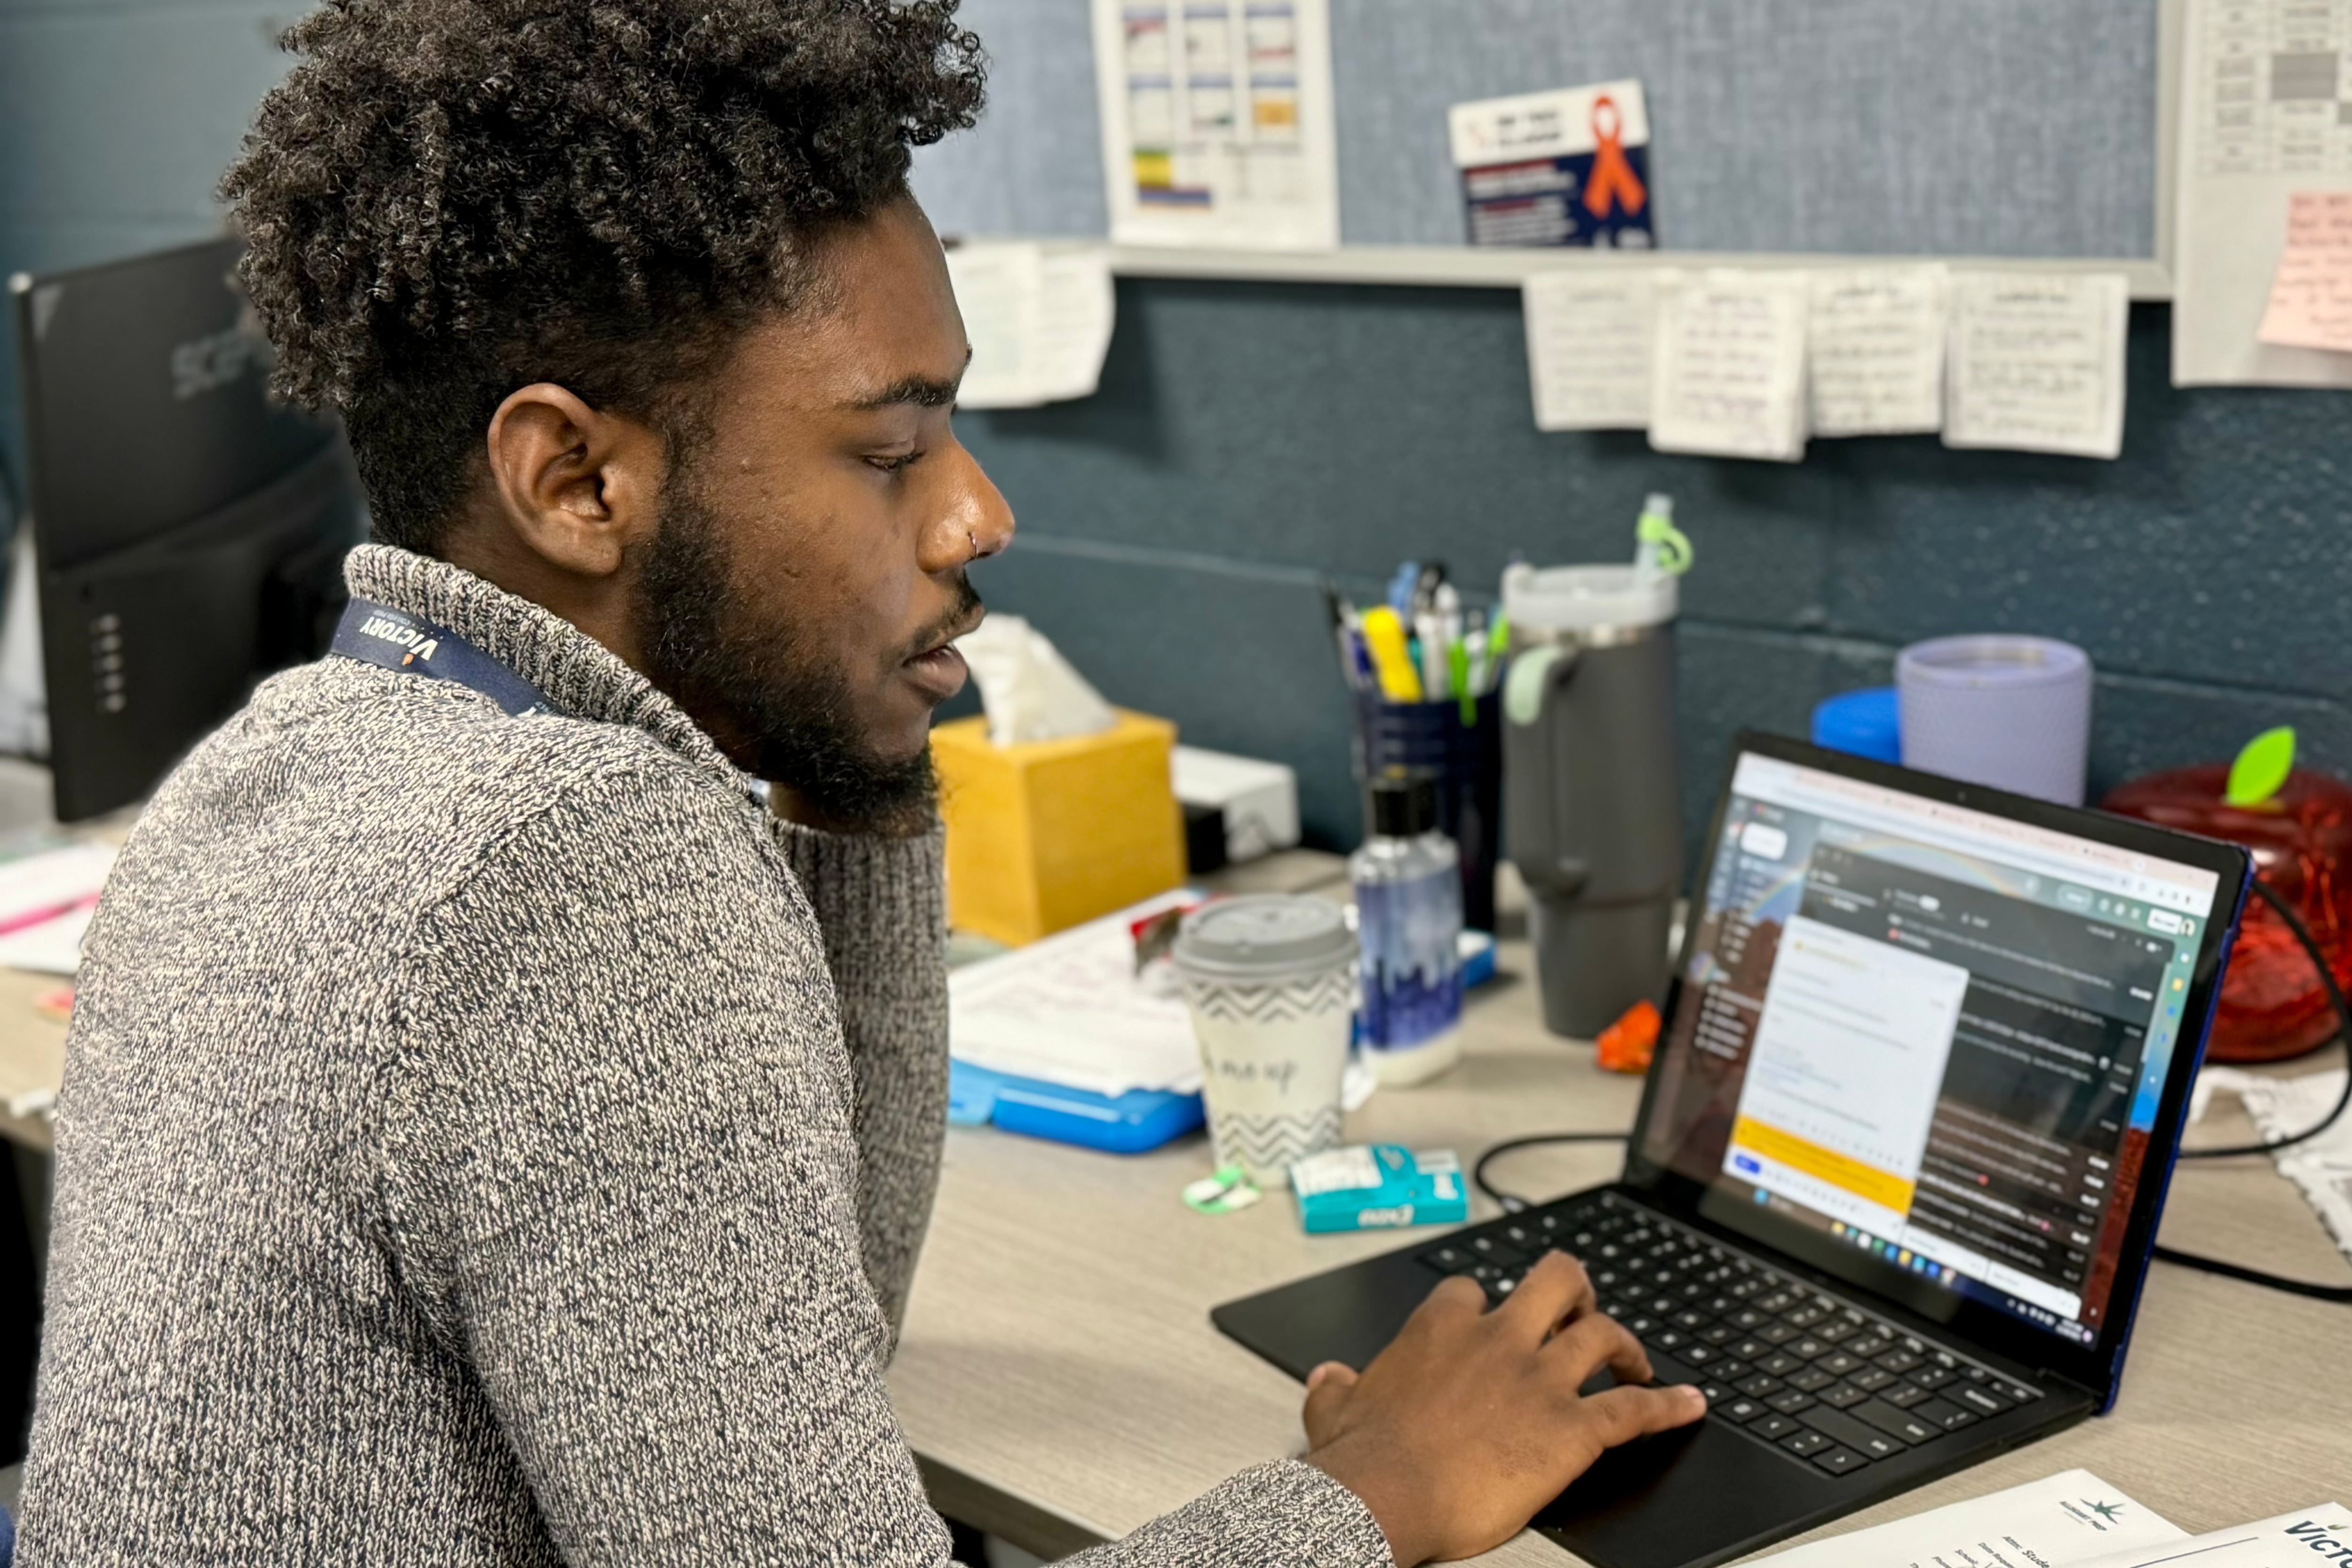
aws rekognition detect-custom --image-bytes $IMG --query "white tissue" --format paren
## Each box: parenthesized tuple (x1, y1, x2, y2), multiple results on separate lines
(956, 614, 1117, 747)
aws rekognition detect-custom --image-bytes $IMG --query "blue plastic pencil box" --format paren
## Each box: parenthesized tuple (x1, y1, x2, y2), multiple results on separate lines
(947, 1059, 1206, 1154)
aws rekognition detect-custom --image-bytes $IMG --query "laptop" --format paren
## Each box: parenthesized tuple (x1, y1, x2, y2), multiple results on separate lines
(1212, 733, 2250, 1568)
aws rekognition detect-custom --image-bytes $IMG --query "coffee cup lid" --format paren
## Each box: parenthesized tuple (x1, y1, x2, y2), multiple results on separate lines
(1173, 894, 1355, 981)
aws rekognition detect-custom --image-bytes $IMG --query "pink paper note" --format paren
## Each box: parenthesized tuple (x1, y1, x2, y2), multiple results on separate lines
(2257, 191, 2352, 354)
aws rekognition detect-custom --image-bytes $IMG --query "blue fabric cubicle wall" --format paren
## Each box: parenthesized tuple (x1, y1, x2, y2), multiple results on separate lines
(954, 279, 2352, 856)
(915, 0, 2161, 259)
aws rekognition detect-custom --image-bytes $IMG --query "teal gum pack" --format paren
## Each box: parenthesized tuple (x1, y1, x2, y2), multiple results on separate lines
(1289, 1144, 1468, 1234)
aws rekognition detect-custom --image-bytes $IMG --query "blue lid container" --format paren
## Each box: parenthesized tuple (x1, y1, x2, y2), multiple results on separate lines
(1811, 686, 1901, 764)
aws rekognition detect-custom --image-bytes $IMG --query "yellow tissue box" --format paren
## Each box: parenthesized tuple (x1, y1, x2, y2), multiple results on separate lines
(931, 709, 1185, 946)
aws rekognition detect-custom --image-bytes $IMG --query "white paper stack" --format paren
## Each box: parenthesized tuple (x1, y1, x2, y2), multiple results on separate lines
(1751, 1469, 2181, 1568)
(2201, 1065, 2352, 1266)
(948, 891, 1206, 1098)
(0, 842, 116, 977)
(2069, 1505, 2352, 1568)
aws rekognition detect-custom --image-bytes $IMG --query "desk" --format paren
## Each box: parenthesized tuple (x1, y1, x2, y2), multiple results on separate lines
(891, 853, 2352, 1565)
(0, 850, 2342, 1558)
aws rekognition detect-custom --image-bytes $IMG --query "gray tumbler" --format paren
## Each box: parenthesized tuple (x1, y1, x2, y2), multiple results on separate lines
(1500, 562, 1683, 1040)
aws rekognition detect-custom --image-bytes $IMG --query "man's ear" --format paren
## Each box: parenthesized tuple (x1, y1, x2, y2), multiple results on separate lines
(481, 383, 665, 579)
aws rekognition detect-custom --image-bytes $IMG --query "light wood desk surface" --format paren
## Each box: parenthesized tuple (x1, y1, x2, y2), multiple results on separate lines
(892, 857, 2352, 1563)
(0, 844, 2343, 1559)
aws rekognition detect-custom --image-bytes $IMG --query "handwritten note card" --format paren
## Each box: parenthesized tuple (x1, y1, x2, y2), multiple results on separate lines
(1648, 271, 1810, 462)
(1808, 267, 1947, 437)
(1522, 269, 1675, 430)
(944, 242, 1118, 409)
(2257, 191, 2352, 353)
(1943, 271, 2129, 461)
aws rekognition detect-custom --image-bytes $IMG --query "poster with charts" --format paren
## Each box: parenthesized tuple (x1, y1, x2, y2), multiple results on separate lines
(1092, 0, 1341, 250)
(2173, 0, 2352, 386)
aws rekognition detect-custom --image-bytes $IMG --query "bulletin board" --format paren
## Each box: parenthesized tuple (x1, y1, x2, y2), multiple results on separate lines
(912, 0, 2163, 262)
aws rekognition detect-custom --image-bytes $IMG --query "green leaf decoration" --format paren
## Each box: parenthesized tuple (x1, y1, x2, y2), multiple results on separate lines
(2225, 726, 2297, 808)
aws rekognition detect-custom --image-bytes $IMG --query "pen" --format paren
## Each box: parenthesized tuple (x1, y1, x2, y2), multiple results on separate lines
(1333, 624, 1364, 691)
(1387, 563, 1420, 621)
(1449, 639, 1474, 724)
(1413, 610, 1447, 696)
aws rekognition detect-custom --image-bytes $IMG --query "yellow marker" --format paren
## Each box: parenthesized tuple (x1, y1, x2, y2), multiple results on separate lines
(1359, 606, 1424, 701)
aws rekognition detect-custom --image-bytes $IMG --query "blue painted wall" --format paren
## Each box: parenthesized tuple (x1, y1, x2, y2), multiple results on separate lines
(955, 280, 2352, 852)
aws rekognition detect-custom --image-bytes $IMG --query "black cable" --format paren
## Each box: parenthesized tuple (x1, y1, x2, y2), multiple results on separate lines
(2178, 876, 2351, 1160)
(2149, 1242, 2352, 1301)
(1471, 1132, 1627, 1214)
(2154, 874, 2352, 1301)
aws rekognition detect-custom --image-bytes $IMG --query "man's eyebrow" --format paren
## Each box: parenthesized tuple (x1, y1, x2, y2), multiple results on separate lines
(846, 348, 974, 411)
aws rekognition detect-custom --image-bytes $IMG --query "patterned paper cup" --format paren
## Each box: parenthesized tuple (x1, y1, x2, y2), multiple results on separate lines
(1172, 896, 1359, 1186)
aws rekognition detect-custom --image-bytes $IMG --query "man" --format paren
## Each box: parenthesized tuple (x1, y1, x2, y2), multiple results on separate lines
(17, 2, 1702, 1563)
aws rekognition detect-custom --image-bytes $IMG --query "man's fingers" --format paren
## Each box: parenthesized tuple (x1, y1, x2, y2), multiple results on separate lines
(1542, 1311, 1653, 1389)
(1577, 1382, 1708, 1449)
(1408, 1271, 1488, 1330)
(1493, 1250, 1595, 1338)
(1301, 1361, 1359, 1445)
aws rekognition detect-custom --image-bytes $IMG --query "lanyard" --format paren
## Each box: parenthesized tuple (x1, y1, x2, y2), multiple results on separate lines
(329, 597, 552, 717)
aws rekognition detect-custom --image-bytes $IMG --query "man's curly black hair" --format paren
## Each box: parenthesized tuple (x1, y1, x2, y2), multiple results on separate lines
(221, 0, 985, 553)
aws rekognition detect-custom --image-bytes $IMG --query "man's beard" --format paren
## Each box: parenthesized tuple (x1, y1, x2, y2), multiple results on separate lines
(634, 484, 970, 836)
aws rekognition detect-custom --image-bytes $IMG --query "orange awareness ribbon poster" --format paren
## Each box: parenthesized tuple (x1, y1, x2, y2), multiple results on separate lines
(1581, 95, 1647, 221)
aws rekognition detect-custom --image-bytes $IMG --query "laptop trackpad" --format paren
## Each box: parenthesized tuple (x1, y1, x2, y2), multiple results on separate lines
(1537, 1406, 1829, 1568)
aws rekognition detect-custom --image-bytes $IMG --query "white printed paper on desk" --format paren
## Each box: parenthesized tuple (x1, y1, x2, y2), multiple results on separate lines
(2067, 1505, 2352, 1568)
(0, 902, 93, 977)
(1808, 267, 1947, 438)
(948, 891, 1205, 1098)
(1648, 270, 1810, 463)
(0, 842, 115, 930)
(944, 243, 1117, 410)
(1522, 268, 1676, 431)
(1943, 272, 2129, 461)
(2209, 1065, 2352, 1264)
(1752, 1469, 2183, 1568)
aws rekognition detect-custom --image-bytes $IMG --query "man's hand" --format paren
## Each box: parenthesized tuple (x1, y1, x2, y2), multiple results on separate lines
(1301, 1250, 1705, 1566)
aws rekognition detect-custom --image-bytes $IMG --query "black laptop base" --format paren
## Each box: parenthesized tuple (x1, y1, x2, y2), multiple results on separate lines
(1212, 1186, 2095, 1568)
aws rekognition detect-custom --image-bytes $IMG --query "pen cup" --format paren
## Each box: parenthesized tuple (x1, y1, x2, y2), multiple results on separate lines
(1172, 896, 1359, 1187)
(1351, 689, 1502, 932)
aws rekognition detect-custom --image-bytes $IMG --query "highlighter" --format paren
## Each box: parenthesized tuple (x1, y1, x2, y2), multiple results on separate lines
(1359, 606, 1424, 701)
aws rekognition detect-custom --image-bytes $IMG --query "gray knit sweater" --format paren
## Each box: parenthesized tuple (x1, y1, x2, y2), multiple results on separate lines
(17, 547, 1390, 1568)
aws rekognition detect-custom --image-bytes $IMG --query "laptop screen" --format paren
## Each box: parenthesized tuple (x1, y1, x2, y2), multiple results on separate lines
(1638, 750, 2225, 1349)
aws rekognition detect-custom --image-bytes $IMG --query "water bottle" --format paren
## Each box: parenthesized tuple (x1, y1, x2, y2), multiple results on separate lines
(1351, 775, 1464, 1086)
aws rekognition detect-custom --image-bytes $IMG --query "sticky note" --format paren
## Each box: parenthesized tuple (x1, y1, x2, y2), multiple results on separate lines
(2257, 191, 2352, 354)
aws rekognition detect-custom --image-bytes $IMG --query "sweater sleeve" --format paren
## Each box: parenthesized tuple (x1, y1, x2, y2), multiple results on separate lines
(769, 817, 949, 1343)
(378, 762, 1390, 1568)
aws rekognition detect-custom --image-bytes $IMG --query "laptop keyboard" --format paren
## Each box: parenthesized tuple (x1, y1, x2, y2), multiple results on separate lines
(1415, 1190, 2042, 1480)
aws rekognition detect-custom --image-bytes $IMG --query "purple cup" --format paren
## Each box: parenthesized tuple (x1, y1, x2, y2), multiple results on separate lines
(1897, 635, 2093, 805)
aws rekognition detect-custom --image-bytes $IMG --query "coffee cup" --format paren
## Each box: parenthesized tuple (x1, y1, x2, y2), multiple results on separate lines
(1171, 895, 1358, 1186)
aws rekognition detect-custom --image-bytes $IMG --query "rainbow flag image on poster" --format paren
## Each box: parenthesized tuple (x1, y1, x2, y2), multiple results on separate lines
(1448, 79, 1653, 248)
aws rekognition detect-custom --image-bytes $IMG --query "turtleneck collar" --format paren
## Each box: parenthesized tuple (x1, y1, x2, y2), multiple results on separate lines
(342, 542, 747, 795)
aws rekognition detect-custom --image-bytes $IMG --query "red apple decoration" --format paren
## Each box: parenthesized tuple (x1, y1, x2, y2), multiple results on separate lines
(2102, 754, 2352, 1064)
